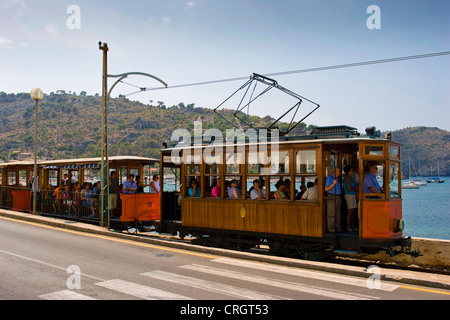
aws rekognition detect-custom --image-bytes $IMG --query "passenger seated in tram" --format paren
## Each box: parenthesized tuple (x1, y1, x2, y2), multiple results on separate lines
(188, 178, 201, 197)
(81, 182, 96, 218)
(298, 179, 318, 201)
(250, 179, 265, 200)
(274, 180, 287, 200)
(211, 178, 221, 198)
(227, 179, 242, 199)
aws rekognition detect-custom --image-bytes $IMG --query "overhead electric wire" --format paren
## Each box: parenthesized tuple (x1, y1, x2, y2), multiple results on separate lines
(123, 50, 450, 97)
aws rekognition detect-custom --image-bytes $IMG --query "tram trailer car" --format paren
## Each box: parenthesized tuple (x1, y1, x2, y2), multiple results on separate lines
(158, 125, 418, 259)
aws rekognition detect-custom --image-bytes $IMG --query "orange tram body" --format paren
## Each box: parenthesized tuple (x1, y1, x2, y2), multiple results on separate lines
(0, 127, 417, 258)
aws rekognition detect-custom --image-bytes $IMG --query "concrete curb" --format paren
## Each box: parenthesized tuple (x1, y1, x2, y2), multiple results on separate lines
(1, 209, 449, 291)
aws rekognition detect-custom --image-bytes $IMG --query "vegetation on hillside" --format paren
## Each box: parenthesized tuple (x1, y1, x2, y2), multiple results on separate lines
(1, 92, 448, 176)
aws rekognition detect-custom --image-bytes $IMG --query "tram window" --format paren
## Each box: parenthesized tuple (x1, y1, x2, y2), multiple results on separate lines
(365, 145, 384, 156)
(84, 169, 101, 184)
(48, 170, 58, 187)
(247, 151, 269, 175)
(271, 150, 290, 174)
(225, 152, 242, 174)
(389, 145, 400, 159)
(130, 168, 139, 178)
(163, 167, 180, 192)
(205, 163, 220, 175)
(7, 171, 16, 186)
(121, 168, 127, 184)
(296, 150, 316, 174)
(186, 164, 200, 175)
(389, 162, 400, 198)
(19, 170, 27, 187)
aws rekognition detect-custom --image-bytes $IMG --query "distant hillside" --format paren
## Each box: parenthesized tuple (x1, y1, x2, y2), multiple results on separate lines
(0, 92, 310, 161)
(390, 127, 450, 177)
(1, 93, 448, 177)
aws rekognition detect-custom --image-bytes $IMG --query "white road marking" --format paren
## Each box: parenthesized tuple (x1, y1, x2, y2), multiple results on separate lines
(181, 264, 379, 300)
(39, 289, 96, 300)
(142, 270, 287, 300)
(95, 279, 192, 300)
(212, 257, 399, 292)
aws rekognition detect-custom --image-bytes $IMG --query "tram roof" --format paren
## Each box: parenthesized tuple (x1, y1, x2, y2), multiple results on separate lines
(162, 135, 396, 152)
(0, 156, 159, 168)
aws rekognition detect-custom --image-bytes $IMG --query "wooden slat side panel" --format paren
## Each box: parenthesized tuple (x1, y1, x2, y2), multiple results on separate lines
(182, 199, 322, 237)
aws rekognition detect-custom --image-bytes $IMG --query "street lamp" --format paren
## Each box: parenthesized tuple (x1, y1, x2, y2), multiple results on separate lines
(30, 88, 43, 215)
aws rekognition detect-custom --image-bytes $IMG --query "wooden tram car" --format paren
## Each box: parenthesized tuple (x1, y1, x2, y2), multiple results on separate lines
(159, 125, 415, 258)
(0, 156, 160, 225)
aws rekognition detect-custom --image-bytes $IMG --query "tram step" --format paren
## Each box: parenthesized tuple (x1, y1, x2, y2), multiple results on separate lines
(333, 249, 359, 255)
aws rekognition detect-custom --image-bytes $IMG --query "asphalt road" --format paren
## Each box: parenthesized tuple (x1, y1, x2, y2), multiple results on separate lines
(1, 216, 449, 306)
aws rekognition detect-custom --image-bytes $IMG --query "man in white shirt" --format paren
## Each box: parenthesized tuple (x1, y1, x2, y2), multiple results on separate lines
(301, 178, 318, 201)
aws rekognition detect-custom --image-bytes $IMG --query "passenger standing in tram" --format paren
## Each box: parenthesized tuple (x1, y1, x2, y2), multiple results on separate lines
(343, 166, 358, 232)
(123, 174, 138, 194)
(135, 175, 148, 193)
(149, 174, 160, 194)
(109, 171, 119, 218)
(325, 167, 342, 233)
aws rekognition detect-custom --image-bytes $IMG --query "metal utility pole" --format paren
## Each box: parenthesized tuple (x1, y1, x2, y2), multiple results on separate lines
(99, 41, 109, 228)
(97, 41, 168, 230)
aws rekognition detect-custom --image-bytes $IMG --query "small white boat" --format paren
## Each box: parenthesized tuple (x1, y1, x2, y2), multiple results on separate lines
(411, 179, 427, 186)
(402, 182, 420, 189)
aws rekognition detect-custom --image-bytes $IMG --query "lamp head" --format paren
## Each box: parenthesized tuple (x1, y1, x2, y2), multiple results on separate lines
(30, 88, 44, 101)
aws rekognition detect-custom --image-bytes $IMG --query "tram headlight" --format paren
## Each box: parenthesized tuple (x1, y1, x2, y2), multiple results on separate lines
(394, 219, 404, 233)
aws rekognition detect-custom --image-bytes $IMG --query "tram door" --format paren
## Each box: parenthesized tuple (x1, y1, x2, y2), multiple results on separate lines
(160, 153, 182, 234)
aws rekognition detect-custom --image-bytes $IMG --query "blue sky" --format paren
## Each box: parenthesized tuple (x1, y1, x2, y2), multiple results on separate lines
(1, 0, 449, 132)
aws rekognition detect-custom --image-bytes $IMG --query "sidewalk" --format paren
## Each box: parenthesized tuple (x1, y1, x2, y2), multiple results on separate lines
(1, 208, 449, 291)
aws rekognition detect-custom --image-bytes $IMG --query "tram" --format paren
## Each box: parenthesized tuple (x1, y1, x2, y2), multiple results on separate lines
(158, 125, 416, 258)
(0, 156, 159, 226)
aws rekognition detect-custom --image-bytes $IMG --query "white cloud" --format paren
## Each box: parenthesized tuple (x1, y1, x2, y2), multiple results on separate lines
(45, 23, 60, 35)
(0, 37, 14, 46)
(186, 2, 196, 8)
(162, 16, 172, 23)
(0, 36, 27, 49)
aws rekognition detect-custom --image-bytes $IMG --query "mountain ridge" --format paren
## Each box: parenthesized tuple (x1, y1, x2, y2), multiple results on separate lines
(0, 92, 448, 176)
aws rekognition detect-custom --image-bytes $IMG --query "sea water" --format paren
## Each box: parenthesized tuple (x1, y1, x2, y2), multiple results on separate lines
(402, 177, 450, 240)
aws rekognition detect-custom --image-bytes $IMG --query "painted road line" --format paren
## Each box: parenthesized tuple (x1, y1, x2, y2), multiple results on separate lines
(142, 270, 287, 300)
(212, 257, 399, 292)
(95, 279, 192, 300)
(39, 289, 96, 300)
(0, 215, 217, 260)
(181, 264, 379, 300)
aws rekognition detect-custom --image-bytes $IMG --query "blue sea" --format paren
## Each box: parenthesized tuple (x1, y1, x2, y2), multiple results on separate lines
(401, 177, 449, 240)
